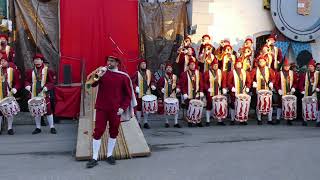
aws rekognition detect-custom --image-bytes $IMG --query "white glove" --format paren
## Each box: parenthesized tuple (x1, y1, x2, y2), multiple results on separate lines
(253, 82, 257, 88)
(97, 67, 107, 77)
(208, 88, 213, 93)
(11, 88, 17, 94)
(25, 86, 31, 91)
(135, 86, 140, 93)
(151, 85, 156, 90)
(291, 88, 296, 94)
(200, 92, 204, 98)
(301, 91, 305, 95)
(316, 88, 320, 92)
(278, 89, 283, 95)
(161, 88, 165, 94)
(222, 88, 227, 95)
(245, 88, 250, 93)
(117, 108, 124, 115)
(183, 94, 188, 100)
(43, 86, 48, 92)
(269, 82, 273, 89)
(231, 87, 236, 93)
(176, 88, 181, 93)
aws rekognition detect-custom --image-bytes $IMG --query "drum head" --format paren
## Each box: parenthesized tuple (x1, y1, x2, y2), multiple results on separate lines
(164, 98, 178, 103)
(142, 95, 157, 101)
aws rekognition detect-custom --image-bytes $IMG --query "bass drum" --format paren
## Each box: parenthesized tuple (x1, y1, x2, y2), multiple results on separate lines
(271, 0, 320, 42)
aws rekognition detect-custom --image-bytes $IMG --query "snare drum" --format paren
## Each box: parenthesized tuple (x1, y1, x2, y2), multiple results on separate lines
(302, 96, 317, 121)
(257, 90, 272, 115)
(235, 94, 251, 122)
(164, 98, 179, 115)
(282, 95, 297, 120)
(28, 97, 47, 117)
(212, 95, 228, 120)
(142, 95, 158, 114)
(187, 99, 204, 123)
(0, 97, 20, 118)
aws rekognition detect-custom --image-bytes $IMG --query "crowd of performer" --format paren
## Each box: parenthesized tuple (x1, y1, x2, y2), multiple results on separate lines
(0, 34, 57, 136)
(130, 34, 320, 129)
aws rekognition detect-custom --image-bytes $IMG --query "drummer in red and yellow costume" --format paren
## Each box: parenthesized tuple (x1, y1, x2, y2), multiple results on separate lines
(239, 38, 254, 71)
(179, 59, 204, 127)
(25, 54, 57, 134)
(266, 35, 282, 71)
(227, 58, 252, 125)
(274, 58, 298, 125)
(198, 43, 215, 73)
(157, 63, 181, 128)
(0, 54, 21, 135)
(203, 58, 227, 126)
(0, 35, 15, 63)
(86, 55, 136, 168)
(298, 59, 320, 126)
(251, 55, 276, 125)
(131, 59, 156, 129)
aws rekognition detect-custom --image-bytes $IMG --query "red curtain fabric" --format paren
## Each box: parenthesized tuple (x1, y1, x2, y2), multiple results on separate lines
(59, 0, 139, 83)
(54, 86, 81, 118)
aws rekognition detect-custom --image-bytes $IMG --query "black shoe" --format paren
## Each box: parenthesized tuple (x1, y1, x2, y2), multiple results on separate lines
(205, 122, 210, 127)
(188, 122, 193, 127)
(174, 123, 181, 128)
(50, 128, 57, 134)
(230, 121, 235, 126)
(165, 123, 170, 128)
(316, 122, 320, 127)
(41, 118, 47, 126)
(0, 131, 2, 135)
(257, 121, 262, 125)
(139, 123, 141, 128)
(197, 122, 203, 127)
(287, 121, 293, 126)
(243, 121, 248, 125)
(275, 120, 280, 125)
(7, 129, 14, 135)
(302, 121, 307, 126)
(86, 159, 98, 168)
(106, 156, 116, 165)
(239, 122, 244, 125)
(143, 123, 151, 129)
(217, 122, 226, 126)
(267, 121, 274, 125)
(32, 128, 41, 134)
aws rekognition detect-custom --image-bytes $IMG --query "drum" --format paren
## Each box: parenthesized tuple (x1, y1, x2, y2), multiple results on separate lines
(257, 90, 272, 115)
(187, 99, 204, 123)
(0, 97, 20, 118)
(164, 98, 179, 115)
(282, 95, 297, 120)
(212, 95, 228, 120)
(142, 95, 158, 114)
(235, 94, 251, 122)
(302, 96, 317, 121)
(28, 97, 47, 117)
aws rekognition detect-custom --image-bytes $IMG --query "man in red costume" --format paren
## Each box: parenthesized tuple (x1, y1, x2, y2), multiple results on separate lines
(176, 46, 197, 76)
(131, 59, 156, 129)
(298, 59, 320, 126)
(86, 56, 136, 168)
(25, 54, 57, 134)
(203, 59, 227, 126)
(251, 55, 276, 125)
(0, 34, 15, 63)
(157, 63, 181, 128)
(0, 54, 21, 135)
(274, 58, 298, 125)
(227, 58, 252, 125)
(266, 35, 282, 71)
(179, 60, 204, 127)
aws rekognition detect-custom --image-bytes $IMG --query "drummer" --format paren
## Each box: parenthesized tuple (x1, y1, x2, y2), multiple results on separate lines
(0, 54, 21, 135)
(298, 59, 320, 126)
(203, 58, 227, 126)
(25, 54, 57, 134)
(157, 63, 181, 128)
(179, 59, 204, 127)
(274, 58, 298, 125)
(227, 58, 251, 125)
(251, 55, 276, 125)
(131, 59, 156, 129)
